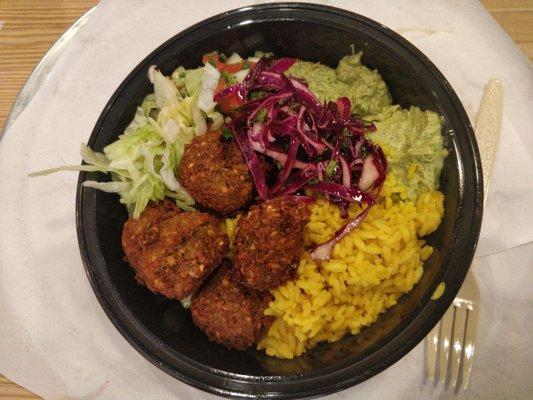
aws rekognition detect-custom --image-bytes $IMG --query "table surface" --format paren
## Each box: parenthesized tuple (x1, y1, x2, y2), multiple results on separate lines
(0, 0, 531, 398)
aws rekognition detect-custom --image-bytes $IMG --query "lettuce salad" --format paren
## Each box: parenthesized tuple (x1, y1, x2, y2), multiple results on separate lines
(31, 52, 260, 218)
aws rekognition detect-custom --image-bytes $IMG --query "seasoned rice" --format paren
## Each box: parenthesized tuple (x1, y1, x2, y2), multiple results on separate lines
(225, 173, 444, 359)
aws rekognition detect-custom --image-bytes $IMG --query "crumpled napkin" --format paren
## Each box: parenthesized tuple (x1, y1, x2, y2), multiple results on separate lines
(0, 1, 531, 399)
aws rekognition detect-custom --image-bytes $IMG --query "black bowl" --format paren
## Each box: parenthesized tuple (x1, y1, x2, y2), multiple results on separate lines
(76, 3, 483, 398)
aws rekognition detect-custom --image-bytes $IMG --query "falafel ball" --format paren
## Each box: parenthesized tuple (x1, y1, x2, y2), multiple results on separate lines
(191, 261, 273, 350)
(178, 129, 253, 215)
(121, 201, 229, 300)
(234, 197, 310, 291)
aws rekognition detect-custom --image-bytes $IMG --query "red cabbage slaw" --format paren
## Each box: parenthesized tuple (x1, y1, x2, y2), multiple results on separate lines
(213, 55, 388, 260)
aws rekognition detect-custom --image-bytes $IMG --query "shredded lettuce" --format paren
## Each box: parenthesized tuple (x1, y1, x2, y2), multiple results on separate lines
(125, 107, 149, 135)
(226, 52, 243, 64)
(208, 110, 224, 131)
(160, 144, 180, 191)
(234, 69, 249, 83)
(81, 143, 112, 170)
(28, 163, 103, 176)
(170, 66, 186, 86)
(140, 94, 158, 119)
(30, 63, 219, 218)
(198, 62, 220, 112)
(149, 66, 181, 108)
(184, 67, 204, 97)
(83, 180, 131, 193)
(191, 92, 207, 135)
(98, 112, 196, 218)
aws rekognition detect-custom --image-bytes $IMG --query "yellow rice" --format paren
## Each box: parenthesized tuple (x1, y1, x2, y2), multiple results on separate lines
(225, 173, 444, 359)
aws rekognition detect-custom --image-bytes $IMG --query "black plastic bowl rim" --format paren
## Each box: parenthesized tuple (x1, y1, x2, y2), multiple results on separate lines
(76, 2, 483, 399)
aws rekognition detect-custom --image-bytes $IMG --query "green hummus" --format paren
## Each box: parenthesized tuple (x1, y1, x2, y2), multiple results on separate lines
(288, 53, 448, 200)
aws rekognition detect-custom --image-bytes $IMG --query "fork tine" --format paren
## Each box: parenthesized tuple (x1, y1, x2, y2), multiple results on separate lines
(462, 305, 478, 390)
(426, 321, 440, 382)
(450, 302, 467, 389)
(438, 306, 454, 384)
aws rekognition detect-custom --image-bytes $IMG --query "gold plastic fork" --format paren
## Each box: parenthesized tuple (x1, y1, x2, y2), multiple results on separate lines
(425, 79, 503, 391)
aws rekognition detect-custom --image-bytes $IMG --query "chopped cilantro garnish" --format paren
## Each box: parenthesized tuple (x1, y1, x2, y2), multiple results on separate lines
(314, 149, 331, 162)
(255, 108, 268, 123)
(325, 160, 338, 178)
(249, 90, 266, 100)
(341, 143, 350, 154)
(340, 137, 351, 154)
(220, 127, 234, 142)
(254, 50, 274, 58)
(221, 71, 237, 85)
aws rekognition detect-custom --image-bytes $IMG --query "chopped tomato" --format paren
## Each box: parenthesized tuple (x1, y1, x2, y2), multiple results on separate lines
(203, 52, 252, 113)
(203, 51, 251, 74)
(202, 52, 223, 69)
(218, 62, 244, 74)
(215, 79, 245, 113)
(215, 79, 226, 95)
(218, 93, 246, 114)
